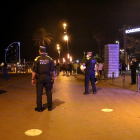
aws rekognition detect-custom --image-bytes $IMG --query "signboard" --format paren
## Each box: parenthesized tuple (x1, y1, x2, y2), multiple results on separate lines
(125, 28, 140, 34)
(104, 44, 119, 78)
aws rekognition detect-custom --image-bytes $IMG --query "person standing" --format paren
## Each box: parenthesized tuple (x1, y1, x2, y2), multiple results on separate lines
(56, 62, 60, 76)
(128, 57, 137, 84)
(119, 63, 122, 75)
(122, 62, 127, 74)
(84, 52, 97, 94)
(2, 63, 9, 81)
(69, 62, 73, 75)
(73, 62, 78, 76)
(98, 62, 103, 79)
(62, 63, 66, 75)
(32, 46, 56, 112)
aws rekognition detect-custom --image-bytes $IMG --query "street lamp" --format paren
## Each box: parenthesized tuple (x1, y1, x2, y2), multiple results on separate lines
(116, 40, 119, 44)
(70, 56, 72, 62)
(64, 35, 69, 54)
(63, 23, 69, 55)
(63, 23, 67, 30)
(57, 44, 60, 62)
(63, 58, 66, 63)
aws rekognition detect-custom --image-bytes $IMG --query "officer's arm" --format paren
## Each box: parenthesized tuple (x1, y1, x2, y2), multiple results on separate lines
(51, 60, 56, 81)
(31, 58, 38, 85)
(31, 71, 36, 85)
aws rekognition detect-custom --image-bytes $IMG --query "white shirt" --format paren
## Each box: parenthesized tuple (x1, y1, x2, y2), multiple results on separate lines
(98, 63, 103, 70)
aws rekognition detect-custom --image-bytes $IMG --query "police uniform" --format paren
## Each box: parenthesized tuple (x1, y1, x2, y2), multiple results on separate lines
(84, 54, 97, 94)
(32, 49, 55, 111)
(130, 60, 137, 84)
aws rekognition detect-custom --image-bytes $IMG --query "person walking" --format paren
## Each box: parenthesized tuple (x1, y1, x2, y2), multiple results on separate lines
(31, 46, 56, 112)
(84, 52, 97, 94)
(128, 57, 137, 84)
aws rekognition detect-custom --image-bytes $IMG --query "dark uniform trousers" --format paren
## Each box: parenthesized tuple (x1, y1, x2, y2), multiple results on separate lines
(36, 74, 52, 109)
(85, 69, 96, 93)
(131, 69, 136, 84)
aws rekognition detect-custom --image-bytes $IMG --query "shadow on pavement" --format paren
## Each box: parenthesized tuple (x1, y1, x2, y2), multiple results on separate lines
(0, 90, 7, 94)
(89, 87, 102, 93)
(42, 99, 65, 110)
(52, 99, 65, 110)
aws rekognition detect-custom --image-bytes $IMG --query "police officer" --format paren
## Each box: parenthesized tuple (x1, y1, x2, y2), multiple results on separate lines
(84, 52, 97, 94)
(32, 46, 56, 112)
(128, 57, 137, 84)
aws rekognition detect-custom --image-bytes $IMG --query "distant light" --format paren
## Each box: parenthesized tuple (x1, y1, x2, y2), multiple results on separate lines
(67, 54, 70, 59)
(63, 23, 67, 27)
(76, 60, 79, 63)
(120, 49, 124, 52)
(70, 56, 72, 62)
(64, 35, 68, 41)
(116, 41, 119, 44)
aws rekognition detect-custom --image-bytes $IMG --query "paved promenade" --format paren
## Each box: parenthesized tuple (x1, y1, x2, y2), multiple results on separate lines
(0, 72, 140, 140)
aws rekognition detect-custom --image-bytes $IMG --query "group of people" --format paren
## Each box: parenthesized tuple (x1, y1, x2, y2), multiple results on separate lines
(119, 62, 127, 75)
(31, 46, 138, 113)
(55, 62, 79, 76)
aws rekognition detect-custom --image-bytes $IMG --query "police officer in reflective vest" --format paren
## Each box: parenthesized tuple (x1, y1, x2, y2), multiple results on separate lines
(84, 52, 97, 94)
(32, 46, 56, 112)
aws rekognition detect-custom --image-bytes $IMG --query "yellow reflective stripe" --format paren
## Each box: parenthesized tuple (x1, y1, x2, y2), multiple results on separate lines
(34, 56, 40, 61)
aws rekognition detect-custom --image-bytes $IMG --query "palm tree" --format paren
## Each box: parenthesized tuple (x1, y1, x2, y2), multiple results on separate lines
(93, 33, 105, 57)
(32, 28, 53, 46)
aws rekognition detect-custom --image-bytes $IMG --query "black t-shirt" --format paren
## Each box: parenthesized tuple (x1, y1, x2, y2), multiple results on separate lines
(131, 60, 137, 70)
(32, 54, 55, 74)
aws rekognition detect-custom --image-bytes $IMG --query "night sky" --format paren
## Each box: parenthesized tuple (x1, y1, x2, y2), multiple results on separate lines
(1, 0, 140, 63)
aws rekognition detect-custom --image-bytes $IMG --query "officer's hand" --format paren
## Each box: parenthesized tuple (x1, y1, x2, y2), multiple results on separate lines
(31, 80, 35, 85)
(53, 77, 56, 82)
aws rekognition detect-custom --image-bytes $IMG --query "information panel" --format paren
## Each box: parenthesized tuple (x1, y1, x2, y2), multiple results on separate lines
(104, 44, 119, 78)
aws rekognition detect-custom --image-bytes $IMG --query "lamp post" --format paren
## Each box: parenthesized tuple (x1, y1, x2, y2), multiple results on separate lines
(63, 23, 69, 55)
(57, 44, 60, 62)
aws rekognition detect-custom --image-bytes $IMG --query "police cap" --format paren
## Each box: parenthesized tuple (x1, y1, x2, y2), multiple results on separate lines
(87, 52, 92, 55)
(39, 46, 46, 52)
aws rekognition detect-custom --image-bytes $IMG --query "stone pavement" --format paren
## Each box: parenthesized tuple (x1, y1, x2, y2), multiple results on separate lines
(102, 70, 140, 92)
(1, 72, 140, 140)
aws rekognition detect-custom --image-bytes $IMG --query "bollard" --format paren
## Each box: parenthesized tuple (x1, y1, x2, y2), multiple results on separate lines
(122, 73, 125, 88)
(137, 74, 139, 92)
(112, 72, 114, 84)
(104, 71, 106, 82)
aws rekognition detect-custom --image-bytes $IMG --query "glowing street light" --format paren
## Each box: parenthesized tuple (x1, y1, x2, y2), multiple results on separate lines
(63, 23, 67, 29)
(116, 40, 119, 44)
(57, 44, 60, 50)
(70, 56, 72, 62)
(57, 44, 60, 62)
(64, 35, 68, 41)
(67, 53, 70, 59)
(63, 58, 66, 63)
